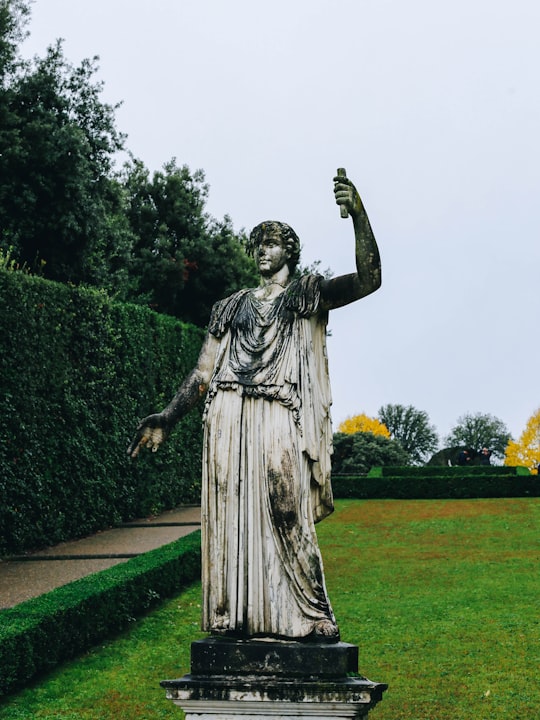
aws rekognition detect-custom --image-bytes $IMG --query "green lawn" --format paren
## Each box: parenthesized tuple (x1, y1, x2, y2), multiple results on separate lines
(0, 498, 538, 720)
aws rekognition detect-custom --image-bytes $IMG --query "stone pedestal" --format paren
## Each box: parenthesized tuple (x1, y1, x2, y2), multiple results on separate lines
(161, 637, 387, 719)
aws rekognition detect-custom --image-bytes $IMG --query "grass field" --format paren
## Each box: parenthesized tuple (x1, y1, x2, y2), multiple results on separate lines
(0, 498, 538, 720)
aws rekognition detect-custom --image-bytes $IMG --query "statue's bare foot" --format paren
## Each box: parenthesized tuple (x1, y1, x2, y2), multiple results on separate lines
(211, 612, 231, 633)
(313, 619, 340, 639)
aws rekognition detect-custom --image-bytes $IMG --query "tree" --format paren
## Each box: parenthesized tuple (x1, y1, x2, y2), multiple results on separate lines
(338, 413, 390, 438)
(0, 3, 258, 312)
(444, 413, 511, 463)
(504, 409, 540, 474)
(0, 0, 30, 77)
(0, 2, 322, 323)
(0, 32, 133, 292)
(122, 158, 258, 325)
(332, 432, 410, 474)
(378, 403, 438, 465)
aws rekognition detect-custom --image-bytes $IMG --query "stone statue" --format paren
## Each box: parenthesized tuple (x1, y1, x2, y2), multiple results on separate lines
(128, 172, 381, 642)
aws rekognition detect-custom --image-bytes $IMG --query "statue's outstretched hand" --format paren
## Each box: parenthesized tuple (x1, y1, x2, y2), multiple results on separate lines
(333, 174, 362, 217)
(127, 413, 169, 458)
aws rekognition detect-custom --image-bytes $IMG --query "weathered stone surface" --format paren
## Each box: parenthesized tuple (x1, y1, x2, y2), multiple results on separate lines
(161, 638, 387, 718)
(189, 637, 359, 678)
(162, 673, 386, 704)
(162, 675, 386, 719)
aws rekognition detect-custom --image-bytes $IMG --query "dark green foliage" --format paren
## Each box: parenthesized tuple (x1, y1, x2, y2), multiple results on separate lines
(0, 2, 256, 313)
(0, 531, 201, 697)
(122, 158, 259, 325)
(0, 30, 133, 292)
(331, 466, 538, 499)
(0, 269, 205, 555)
(332, 431, 411, 475)
(0, 0, 30, 76)
(368, 465, 531, 477)
(377, 403, 438, 465)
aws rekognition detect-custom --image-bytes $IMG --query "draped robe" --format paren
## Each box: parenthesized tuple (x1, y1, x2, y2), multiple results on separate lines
(200, 274, 337, 639)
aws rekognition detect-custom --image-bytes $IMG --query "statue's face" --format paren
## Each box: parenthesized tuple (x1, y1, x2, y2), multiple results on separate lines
(256, 231, 290, 276)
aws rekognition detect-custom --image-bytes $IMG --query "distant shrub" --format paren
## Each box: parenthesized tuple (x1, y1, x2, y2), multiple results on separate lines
(332, 432, 410, 474)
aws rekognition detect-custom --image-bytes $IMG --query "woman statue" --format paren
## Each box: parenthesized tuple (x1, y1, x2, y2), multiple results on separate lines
(128, 173, 382, 641)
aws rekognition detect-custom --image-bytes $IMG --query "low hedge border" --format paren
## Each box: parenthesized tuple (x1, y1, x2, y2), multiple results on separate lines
(0, 530, 201, 697)
(332, 473, 540, 499)
(367, 466, 531, 478)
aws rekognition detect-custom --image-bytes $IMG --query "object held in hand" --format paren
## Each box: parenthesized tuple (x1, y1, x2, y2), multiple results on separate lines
(337, 167, 348, 218)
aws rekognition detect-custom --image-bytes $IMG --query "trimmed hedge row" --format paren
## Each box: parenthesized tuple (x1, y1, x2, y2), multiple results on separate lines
(0, 530, 201, 697)
(367, 466, 531, 478)
(332, 470, 539, 500)
(0, 270, 205, 555)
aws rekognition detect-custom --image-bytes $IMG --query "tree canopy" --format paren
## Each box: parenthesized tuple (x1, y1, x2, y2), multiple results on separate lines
(444, 413, 512, 463)
(0, 18, 132, 290)
(0, 0, 258, 324)
(338, 413, 390, 438)
(378, 403, 439, 465)
(122, 158, 257, 325)
(504, 408, 540, 474)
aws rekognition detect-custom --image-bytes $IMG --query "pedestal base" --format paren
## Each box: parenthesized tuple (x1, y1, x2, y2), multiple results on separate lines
(162, 637, 387, 719)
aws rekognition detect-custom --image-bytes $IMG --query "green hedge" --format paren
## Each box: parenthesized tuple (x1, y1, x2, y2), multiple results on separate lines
(367, 466, 531, 478)
(0, 270, 205, 555)
(0, 531, 201, 697)
(332, 470, 539, 499)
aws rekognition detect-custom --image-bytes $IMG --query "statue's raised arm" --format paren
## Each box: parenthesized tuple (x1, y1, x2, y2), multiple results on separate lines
(320, 172, 382, 310)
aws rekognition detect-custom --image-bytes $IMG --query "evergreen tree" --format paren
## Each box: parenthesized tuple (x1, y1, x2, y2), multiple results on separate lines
(0, 8, 132, 292)
(0, 2, 258, 314)
(123, 158, 258, 325)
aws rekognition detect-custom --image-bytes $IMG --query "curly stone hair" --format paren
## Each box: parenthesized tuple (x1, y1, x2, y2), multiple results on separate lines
(247, 221, 301, 273)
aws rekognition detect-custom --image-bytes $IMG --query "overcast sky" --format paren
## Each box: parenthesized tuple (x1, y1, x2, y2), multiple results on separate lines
(22, 0, 540, 445)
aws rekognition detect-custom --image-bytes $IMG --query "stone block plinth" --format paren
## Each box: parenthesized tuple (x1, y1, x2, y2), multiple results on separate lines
(161, 637, 387, 719)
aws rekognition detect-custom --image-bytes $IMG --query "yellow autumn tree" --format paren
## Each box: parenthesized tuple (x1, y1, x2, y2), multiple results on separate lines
(338, 413, 390, 438)
(504, 408, 540, 474)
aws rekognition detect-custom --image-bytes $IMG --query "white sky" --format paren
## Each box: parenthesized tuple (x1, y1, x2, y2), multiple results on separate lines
(22, 0, 540, 444)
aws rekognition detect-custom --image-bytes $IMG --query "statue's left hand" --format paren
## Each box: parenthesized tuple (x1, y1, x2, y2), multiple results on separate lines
(333, 174, 362, 217)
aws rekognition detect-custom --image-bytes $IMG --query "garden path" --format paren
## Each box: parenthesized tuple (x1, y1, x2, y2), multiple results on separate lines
(0, 506, 201, 609)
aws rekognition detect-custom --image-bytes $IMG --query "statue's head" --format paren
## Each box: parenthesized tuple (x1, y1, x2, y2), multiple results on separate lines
(247, 221, 301, 274)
